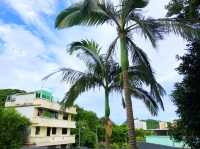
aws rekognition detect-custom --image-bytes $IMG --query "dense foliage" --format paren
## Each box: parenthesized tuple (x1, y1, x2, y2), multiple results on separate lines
(170, 42, 200, 149)
(146, 119, 160, 129)
(72, 105, 104, 148)
(72, 105, 153, 148)
(166, 1, 200, 148)
(0, 89, 26, 106)
(166, 0, 200, 19)
(0, 108, 30, 149)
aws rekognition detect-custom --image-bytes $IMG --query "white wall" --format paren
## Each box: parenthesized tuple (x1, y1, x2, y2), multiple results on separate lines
(16, 107, 34, 119)
(135, 119, 147, 130)
(11, 93, 35, 104)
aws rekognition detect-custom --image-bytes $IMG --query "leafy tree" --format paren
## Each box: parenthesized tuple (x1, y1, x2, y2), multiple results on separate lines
(0, 89, 26, 106)
(0, 108, 30, 149)
(70, 105, 103, 148)
(166, 1, 200, 148)
(55, 0, 199, 148)
(170, 42, 200, 149)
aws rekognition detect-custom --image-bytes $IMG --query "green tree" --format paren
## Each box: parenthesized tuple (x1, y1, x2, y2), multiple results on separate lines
(170, 42, 200, 149)
(166, 1, 200, 148)
(55, 1, 199, 148)
(146, 119, 159, 129)
(70, 105, 103, 148)
(0, 108, 30, 149)
(0, 89, 26, 106)
(44, 40, 163, 148)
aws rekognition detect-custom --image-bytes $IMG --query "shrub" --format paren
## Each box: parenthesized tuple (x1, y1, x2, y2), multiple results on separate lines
(0, 108, 30, 149)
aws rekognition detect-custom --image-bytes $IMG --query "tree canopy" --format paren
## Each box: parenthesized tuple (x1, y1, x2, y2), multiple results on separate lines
(170, 42, 200, 148)
(0, 108, 30, 149)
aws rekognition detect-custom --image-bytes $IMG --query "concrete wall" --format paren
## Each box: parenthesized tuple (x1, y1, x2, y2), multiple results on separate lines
(16, 107, 34, 119)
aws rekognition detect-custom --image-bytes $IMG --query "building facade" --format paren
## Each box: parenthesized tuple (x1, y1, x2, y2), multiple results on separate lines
(135, 119, 147, 130)
(5, 90, 76, 147)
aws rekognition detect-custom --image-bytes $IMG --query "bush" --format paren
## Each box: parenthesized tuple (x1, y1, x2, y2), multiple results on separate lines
(110, 143, 120, 149)
(95, 143, 106, 149)
(0, 108, 30, 149)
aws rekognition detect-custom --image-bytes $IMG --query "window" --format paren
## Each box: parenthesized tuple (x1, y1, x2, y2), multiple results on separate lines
(63, 113, 68, 120)
(37, 108, 43, 116)
(62, 128, 68, 135)
(52, 127, 56, 135)
(47, 127, 51, 136)
(35, 127, 40, 135)
(36, 92, 40, 98)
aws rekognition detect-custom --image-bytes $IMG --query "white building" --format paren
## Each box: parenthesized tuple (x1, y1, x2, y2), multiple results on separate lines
(5, 90, 76, 148)
(134, 119, 147, 130)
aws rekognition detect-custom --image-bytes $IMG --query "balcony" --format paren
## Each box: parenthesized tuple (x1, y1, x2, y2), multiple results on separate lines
(28, 135, 75, 146)
(5, 99, 76, 114)
(32, 117, 76, 128)
(34, 99, 76, 114)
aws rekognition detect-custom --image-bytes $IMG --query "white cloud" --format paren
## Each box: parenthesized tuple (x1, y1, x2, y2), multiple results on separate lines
(4, 0, 59, 42)
(0, 22, 45, 57)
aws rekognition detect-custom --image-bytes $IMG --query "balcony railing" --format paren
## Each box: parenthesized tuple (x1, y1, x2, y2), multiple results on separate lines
(28, 135, 75, 146)
(32, 116, 76, 128)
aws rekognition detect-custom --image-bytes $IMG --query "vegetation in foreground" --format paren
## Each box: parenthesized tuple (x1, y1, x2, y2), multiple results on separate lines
(169, 42, 200, 148)
(0, 108, 30, 149)
(166, 0, 200, 148)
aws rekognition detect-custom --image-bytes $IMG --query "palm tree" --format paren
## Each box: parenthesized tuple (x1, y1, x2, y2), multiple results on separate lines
(55, 1, 200, 148)
(43, 40, 165, 148)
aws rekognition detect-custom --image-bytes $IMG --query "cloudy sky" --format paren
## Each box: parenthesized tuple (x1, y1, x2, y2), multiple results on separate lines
(0, 0, 187, 124)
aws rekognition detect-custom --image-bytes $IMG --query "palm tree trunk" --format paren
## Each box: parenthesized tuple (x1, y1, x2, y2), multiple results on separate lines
(105, 88, 110, 149)
(120, 33, 137, 149)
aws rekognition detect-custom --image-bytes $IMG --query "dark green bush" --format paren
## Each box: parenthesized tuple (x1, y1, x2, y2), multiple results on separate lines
(0, 108, 30, 149)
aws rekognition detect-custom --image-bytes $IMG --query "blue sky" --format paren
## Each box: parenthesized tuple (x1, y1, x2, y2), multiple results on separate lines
(0, 0, 186, 124)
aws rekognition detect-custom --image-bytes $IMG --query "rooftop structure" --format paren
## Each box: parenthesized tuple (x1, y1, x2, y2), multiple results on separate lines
(5, 90, 76, 148)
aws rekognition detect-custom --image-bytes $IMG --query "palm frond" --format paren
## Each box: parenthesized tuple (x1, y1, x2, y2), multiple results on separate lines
(129, 15, 165, 47)
(121, 0, 149, 23)
(42, 68, 86, 84)
(106, 36, 119, 60)
(127, 38, 152, 69)
(127, 39, 165, 109)
(153, 18, 200, 41)
(55, 0, 110, 28)
(99, 0, 120, 27)
(68, 40, 104, 70)
(61, 74, 102, 108)
(130, 87, 158, 116)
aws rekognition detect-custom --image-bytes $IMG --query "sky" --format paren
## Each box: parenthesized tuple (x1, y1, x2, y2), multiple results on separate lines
(0, 0, 187, 124)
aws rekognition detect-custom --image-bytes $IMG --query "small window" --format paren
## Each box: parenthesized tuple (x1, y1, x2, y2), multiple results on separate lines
(36, 92, 40, 98)
(37, 108, 43, 116)
(63, 113, 68, 120)
(52, 127, 56, 135)
(47, 127, 51, 136)
(62, 128, 68, 135)
(35, 127, 40, 135)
